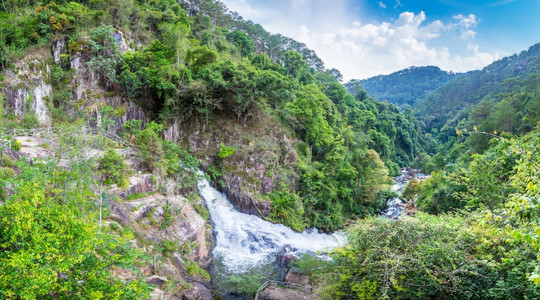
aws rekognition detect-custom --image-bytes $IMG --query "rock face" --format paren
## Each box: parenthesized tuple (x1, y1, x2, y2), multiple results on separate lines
(221, 172, 271, 217)
(3, 52, 52, 125)
(52, 38, 67, 64)
(110, 193, 209, 261)
(115, 174, 156, 200)
(109, 192, 213, 298)
(171, 116, 299, 219)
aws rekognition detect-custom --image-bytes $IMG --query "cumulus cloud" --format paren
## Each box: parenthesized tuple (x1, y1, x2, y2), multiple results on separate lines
(220, 0, 501, 80)
(299, 11, 498, 80)
(378, 1, 386, 9)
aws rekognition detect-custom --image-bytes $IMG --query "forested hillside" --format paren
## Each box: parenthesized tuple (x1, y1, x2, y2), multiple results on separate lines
(346, 66, 460, 107)
(415, 43, 540, 142)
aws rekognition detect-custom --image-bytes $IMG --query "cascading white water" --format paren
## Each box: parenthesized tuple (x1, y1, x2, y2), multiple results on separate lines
(197, 171, 343, 273)
(381, 177, 407, 219)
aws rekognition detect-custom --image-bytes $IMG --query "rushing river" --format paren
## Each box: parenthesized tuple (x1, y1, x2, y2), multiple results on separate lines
(197, 171, 343, 295)
(381, 173, 407, 219)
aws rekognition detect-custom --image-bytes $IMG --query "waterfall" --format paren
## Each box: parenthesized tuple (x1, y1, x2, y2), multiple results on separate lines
(197, 171, 343, 274)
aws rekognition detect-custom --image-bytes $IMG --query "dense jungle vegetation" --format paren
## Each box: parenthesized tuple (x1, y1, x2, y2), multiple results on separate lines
(1, 0, 540, 298)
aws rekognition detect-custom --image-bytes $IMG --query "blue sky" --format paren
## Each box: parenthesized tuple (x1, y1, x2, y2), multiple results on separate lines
(220, 0, 540, 80)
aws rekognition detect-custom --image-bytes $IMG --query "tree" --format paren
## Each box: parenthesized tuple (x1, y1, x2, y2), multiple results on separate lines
(226, 30, 255, 57)
(136, 127, 164, 171)
(87, 24, 122, 86)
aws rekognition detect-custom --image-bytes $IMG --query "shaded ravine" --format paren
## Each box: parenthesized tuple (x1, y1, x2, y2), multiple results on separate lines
(197, 171, 344, 296)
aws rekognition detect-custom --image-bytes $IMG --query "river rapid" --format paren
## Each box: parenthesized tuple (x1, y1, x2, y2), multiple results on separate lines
(197, 171, 344, 296)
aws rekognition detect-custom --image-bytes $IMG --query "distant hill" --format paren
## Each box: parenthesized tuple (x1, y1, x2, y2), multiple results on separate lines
(414, 43, 540, 140)
(345, 66, 460, 107)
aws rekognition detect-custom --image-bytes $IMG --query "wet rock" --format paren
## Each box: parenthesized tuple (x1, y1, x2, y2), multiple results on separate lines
(221, 173, 271, 217)
(258, 283, 312, 300)
(276, 253, 296, 269)
(285, 270, 310, 286)
(180, 282, 213, 300)
(276, 245, 300, 269)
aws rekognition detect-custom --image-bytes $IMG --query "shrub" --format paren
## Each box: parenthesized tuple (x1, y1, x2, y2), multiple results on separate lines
(218, 142, 234, 159)
(1, 154, 14, 167)
(11, 139, 22, 151)
(135, 128, 164, 171)
(223, 274, 265, 297)
(305, 214, 540, 299)
(99, 149, 126, 185)
(0, 167, 16, 180)
(268, 186, 305, 231)
(123, 119, 142, 140)
(185, 261, 210, 281)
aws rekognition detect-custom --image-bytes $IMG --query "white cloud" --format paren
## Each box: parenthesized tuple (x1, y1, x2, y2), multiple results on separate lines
(220, 1, 500, 80)
(453, 13, 477, 29)
(296, 11, 499, 80)
(378, 1, 386, 9)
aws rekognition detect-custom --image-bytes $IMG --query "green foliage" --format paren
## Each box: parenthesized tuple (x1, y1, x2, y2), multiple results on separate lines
(135, 127, 164, 171)
(415, 171, 467, 214)
(117, 41, 180, 113)
(218, 142, 234, 159)
(123, 119, 143, 138)
(223, 274, 265, 297)
(308, 214, 540, 299)
(22, 114, 39, 129)
(87, 24, 122, 85)
(0, 161, 150, 299)
(185, 261, 210, 281)
(349, 66, 459, 107)
(0, 154, 14, 167)
(268, 185, 305, 231)
(286, 84, 334, 147)
(10, 139, 22, 151)
(99, 149, 127, 186)
(162, 240, 178, 255)
(416, 43, 540, 148)
(0, 166, 15, 180)
(226, 30, 255, 57)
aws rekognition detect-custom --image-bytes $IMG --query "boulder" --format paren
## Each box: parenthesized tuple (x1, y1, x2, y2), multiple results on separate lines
(180, 282, 213, 300)
(285, 270, 310, 286)
(257, 283, 312, 300)
(146, 275, 168, 286)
